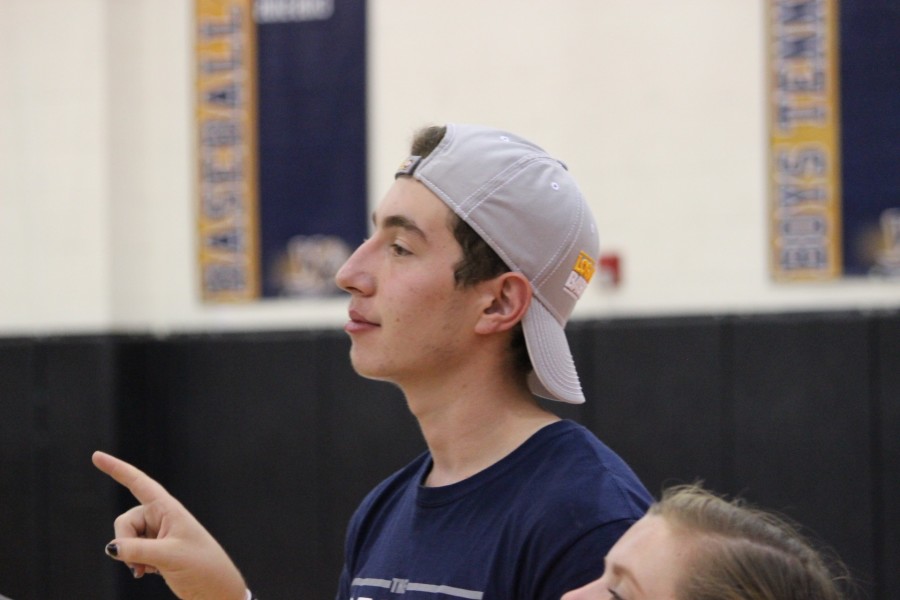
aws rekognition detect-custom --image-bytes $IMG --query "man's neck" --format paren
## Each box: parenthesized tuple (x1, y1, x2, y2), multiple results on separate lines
(406, 377, 560, 487)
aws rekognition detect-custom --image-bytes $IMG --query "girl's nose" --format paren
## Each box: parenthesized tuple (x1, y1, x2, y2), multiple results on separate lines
(559, 575, 606, 600)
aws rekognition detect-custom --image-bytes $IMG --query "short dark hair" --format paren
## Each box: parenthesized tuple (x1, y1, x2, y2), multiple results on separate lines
(409, 125, 532, 376)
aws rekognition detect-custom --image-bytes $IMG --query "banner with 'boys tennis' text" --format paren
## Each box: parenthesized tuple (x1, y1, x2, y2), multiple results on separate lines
(768, 0, 900, 280)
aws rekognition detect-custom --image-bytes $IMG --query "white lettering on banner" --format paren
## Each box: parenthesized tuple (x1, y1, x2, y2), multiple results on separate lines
(253, 0, 334, 23)
(197, 0, 260, 300)
(767, 0, 841, 280)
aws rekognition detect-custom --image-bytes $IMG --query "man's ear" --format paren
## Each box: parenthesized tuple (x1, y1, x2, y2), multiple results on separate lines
(475, 272, 532, 334)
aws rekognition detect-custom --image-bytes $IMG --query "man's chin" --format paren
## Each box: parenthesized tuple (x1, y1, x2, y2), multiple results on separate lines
(348, 353, 388, 382)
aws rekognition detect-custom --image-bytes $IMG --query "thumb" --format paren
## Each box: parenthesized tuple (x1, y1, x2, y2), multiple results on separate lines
(105, 537, 169, 572)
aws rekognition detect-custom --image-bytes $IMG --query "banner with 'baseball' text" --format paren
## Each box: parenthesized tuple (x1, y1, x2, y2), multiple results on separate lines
(196, 0, 367, 301)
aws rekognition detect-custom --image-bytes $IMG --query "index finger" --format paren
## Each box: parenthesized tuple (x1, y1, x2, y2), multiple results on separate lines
(92, 450, 170, 506)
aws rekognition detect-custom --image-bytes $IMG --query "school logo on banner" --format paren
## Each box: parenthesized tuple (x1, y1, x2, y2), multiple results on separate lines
(767, 0, 900, 281)
(196, 0, 367, 301)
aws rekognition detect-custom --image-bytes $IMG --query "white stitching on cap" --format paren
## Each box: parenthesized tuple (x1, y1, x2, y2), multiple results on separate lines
(463, 154, 544, 215)
(531, 197, 585, 288)
(467, 155, 571, 279)
(423, 154, 551, 273)
(528, 306, 582, 399)
(422, 176, 520, 272)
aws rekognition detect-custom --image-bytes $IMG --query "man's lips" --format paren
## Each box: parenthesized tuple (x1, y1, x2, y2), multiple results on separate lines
(345, 309, 379, 333)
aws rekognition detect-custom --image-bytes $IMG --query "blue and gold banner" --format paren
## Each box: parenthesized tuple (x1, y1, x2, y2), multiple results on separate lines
(197, 0, 367, 301)
(768, 0, 842, 281)
(197, 0, 261, 300)
(837, 1, 900, 277)
(768, 0, 900, 280)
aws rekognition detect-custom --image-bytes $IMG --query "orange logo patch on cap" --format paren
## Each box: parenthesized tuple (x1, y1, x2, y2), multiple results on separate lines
(564, 251, 596, 299)
(573, 251, 596, 282)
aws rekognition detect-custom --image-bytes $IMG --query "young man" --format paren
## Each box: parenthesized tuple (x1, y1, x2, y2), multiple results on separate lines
(93, 123, 651, 600)
(332, 124, 650, 600)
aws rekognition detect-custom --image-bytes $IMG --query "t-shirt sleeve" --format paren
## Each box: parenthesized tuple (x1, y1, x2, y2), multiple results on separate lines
(534, 517, 637, 600)
(334, 564, 351, 600)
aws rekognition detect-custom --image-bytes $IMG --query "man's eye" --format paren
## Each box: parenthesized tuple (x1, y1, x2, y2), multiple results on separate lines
(390, 243, 411, 256)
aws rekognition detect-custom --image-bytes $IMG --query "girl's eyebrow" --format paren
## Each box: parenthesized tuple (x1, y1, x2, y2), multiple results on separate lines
(608, 563, 642, 596)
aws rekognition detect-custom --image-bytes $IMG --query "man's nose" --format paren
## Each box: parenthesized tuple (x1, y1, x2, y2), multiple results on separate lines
(335, 239, 373, 295)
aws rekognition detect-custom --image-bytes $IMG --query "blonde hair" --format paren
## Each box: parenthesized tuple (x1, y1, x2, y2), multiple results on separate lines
(650, 485, 852, 600)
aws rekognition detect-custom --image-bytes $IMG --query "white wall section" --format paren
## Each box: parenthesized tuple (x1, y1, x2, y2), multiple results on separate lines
(1, 0, 896, 335)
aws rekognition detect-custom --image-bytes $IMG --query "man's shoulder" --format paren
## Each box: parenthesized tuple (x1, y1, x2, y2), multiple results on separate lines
(519, 420, 652, 522)
(528, 420, 636, 473)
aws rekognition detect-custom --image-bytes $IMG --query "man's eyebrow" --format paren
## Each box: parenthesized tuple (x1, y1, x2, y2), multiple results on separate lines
(372, 212, 428, 241)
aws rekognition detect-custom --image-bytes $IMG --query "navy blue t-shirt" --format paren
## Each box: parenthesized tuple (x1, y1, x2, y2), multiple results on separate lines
(336, 420, 651, 600)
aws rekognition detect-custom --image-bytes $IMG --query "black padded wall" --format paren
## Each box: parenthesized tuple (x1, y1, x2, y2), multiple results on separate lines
(109, 332, 422, 599)
(578, 317, 731, 494)
(0, 340, 39, 598)
(0, 338, 119, 600)
(160, 333, 326, 597)
(312, 332, 423, 587)
(729, 314, 876, 592)
(877, 314, 900, 596)
(1, 310, 897, 599)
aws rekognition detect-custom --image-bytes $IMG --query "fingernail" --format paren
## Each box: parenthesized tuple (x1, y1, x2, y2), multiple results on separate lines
(131, 567, 138, 579)
(105, 542, 118, 558)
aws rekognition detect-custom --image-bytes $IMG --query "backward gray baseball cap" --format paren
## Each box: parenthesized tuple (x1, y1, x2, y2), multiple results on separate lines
(395, 123, 599, 404)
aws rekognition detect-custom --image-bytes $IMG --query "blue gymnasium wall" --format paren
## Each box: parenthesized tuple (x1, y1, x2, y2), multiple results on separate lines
(1, 311, 898, 599)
